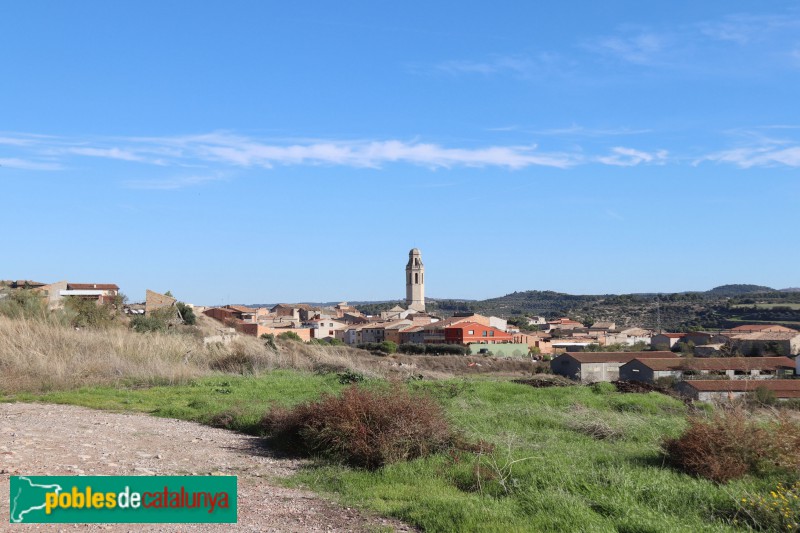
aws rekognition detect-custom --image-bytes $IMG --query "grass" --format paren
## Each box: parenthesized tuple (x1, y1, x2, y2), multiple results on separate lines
(4, 372, 793, 531)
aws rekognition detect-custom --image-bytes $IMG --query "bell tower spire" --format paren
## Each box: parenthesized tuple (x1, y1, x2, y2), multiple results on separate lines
(405, 248, 425, 312)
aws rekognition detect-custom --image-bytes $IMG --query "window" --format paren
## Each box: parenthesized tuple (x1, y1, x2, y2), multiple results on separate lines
(489, 331, 495, 337)
(482, 331, 487, 337)
(468, 330, 474, 335)
(415, 273, 419, 283)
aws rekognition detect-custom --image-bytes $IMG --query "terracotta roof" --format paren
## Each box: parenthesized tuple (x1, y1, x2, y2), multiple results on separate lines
(655, 333, 686, 339)
(226, 305, 255, 313)
(729, 324, 798, 333)
(559, 351, 678, 364)
(682, 380, 800, 395)
(628, 357, 795, 372)
(730, 331, 800, 341)
(67, 283, 119, 290)
(556, 352, 678, 363)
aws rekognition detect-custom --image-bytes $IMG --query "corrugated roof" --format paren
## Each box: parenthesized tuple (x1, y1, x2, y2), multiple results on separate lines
(629, 357, 794, 372)
(559, 351, 678, 363)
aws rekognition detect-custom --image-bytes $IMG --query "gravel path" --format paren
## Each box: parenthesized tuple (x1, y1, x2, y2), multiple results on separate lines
(0, 403, 413, 532)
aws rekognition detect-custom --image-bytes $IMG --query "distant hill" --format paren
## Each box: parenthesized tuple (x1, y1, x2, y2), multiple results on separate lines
(704, 284, 775, 297)
(780, 288, 800, 293)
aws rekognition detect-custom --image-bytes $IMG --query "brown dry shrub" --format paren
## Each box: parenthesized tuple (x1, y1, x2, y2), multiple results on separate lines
(663, 408, 800, 483)
(261, 385, 462, 469)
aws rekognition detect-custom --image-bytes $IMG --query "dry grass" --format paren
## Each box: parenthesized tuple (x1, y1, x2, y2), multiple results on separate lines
(0, 316, 404, 393)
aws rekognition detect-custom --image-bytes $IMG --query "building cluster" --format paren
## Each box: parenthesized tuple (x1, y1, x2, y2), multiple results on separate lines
(0, 279, 120, 308)
(5, 249, 800, 403)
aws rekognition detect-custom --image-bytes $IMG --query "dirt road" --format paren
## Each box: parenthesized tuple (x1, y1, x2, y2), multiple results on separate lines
(0, 403, 411, 532)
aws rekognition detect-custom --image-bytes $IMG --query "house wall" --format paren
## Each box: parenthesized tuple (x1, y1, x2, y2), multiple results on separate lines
(550, 355, 582, 380)
(237, 323, 311, 341)
(651, 335, 681, 350)
(467, 343, 529, 357)
(580, 362, 623, 383)
(619, 360, 656, 382)
(358, 327, 386, 344)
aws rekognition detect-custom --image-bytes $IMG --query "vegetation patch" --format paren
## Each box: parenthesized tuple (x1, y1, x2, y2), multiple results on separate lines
(663, 408, 800, 483)
(260, 385, 468, 469)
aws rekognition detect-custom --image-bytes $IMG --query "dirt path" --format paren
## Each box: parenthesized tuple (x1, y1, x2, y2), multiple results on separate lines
(0, 403, 412, 532)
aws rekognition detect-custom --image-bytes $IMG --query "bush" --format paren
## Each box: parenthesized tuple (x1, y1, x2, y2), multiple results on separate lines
(130, 314, 168, 333)
(0, 289, 48, 320)
(398, 343, 426, 354)
(64, 297, 116, 328)
(260, 333, 277, 350)
(337, 369, 365, 384)
(260, 385, 461, 469)
(748, 385, 778, 406)
(379, 341, 397, 354)
(425, 344, 468, 356)
(176, 302, 196, 325)
(663, 408, 800, 483)
(357, 342, 397, 354)
(277, 331, 303, 342)
(590, 382, 617, 395)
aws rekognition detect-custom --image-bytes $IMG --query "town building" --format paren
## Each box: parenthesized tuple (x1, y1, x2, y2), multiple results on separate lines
(675, 380, 800, 402)
(550, 351, 677, 383)
(444, 322, 513, 345)
(619, 357, 795, 383)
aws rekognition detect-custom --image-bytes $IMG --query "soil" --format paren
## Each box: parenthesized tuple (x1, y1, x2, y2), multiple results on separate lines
(0, 403, 413, 532)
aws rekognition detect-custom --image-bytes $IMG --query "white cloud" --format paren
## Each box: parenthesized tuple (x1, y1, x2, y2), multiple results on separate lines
(65, 147, 148, 162)
(597, 147, 668, 166)
(0, 157, 61, 171)
(594, 32, 665, 65)
(701, 145, 800, 168)
(136, 133, 579, 169)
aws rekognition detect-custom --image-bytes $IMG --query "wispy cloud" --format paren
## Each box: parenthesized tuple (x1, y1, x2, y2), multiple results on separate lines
(529, 125, 652, 137)
(432, 52, 564, 79)
(0, 157, 62, 171)
(64, 147, 152, 162)
(698, 13, 800, 45)
(122, 175, 226, 190)
(593, 31, 665, 65)
(700, 145, 800, 168)
(596, 147, 668, 166)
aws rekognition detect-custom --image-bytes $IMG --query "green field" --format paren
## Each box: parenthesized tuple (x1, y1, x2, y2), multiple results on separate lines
(2, 371, 792, 531)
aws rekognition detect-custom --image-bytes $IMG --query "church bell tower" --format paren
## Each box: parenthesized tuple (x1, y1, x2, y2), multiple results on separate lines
(405, 248, 425, 312)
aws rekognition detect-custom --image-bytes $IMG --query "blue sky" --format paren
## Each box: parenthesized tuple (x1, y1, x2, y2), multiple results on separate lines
(2, 1, 799, 304)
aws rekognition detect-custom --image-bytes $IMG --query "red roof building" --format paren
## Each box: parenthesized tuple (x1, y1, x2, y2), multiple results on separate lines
(444, 322, 513, 345)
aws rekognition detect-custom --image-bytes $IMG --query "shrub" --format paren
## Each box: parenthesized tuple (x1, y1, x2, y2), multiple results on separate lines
(0, 289, 48, 320)
(64, 296, 117, 328)
(748, 385, 778, 406)
(130, 314, 168, 333)
(260, 385, 460, 469)
(379, 341, 397, 354)
(398, 343, 426, 354)
(260, 333, 276, 350)
(425, 344, 468, 356)
(338, 369, 365, 384)
(663, 408, 800, 483)
(590, 382, 617, 395)
(176, 302, 196, 325)
(277, 331, 303, 342)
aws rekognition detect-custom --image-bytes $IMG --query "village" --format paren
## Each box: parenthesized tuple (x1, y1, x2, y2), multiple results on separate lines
(4, 248, 799, 405)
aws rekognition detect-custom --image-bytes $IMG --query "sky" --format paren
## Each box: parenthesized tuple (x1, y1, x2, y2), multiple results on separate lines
(2, 1, 799, 305)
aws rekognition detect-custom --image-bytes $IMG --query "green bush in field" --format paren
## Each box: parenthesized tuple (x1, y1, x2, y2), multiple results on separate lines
(278, 331, 303, 342)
